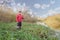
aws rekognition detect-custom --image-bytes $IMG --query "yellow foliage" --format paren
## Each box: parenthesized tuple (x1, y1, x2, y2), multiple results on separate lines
(44, 14, 60, 30)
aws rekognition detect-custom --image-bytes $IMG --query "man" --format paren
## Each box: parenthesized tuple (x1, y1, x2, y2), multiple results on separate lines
(16, 11, 24, 29)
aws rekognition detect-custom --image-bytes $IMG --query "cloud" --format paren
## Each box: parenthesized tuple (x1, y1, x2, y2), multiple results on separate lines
(12, 3, 28, 12)
(21, 3, 27, 11)
(15, 3, 29, 12)
(41, 4, 46, 9)
(34, 0, 55, 9)
(41, 7, 60, 18)
(50, 0, 55, 4)
(34, 3, 41, 8)
(17, 3, 21, 7)
(34, 3, 50, 9)
(41, 15, 48, 18)
(22, 3, 26, 7)
(54, 7, 60, 13)
(44, 7, 60, 17)
(49, 7, 60, 14)
(47, 10, 57, 16)
(46, 4, 50, 7)
(11, 0, 16, 6)
(41, 0, 55, 9)
(0, 0, 3, 3)
(40, 11, 56, 18)
(41, 4, 50, 9)
(55, 7, 60, 11)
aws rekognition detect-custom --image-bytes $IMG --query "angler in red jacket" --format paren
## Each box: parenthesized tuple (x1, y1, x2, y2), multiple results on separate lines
(16, 11, 24, 29)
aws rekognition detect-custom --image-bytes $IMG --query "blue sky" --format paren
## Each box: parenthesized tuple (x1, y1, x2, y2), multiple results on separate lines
(13, 0, 60, 18)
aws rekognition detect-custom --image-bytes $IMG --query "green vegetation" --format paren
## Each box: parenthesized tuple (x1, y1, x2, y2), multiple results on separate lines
(0, 22, 59, 40)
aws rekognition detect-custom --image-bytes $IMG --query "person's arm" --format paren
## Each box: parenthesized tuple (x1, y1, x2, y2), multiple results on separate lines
(22, 15, 24, 19)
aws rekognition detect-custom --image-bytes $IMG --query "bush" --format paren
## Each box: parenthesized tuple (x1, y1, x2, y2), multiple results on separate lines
(0, 7, 16, 22)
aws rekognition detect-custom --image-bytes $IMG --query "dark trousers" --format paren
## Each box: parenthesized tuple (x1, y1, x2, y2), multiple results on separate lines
(17, 22, 22, 29)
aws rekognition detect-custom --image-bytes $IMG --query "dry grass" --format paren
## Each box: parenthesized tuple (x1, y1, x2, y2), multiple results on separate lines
(44, 14, 60, 30)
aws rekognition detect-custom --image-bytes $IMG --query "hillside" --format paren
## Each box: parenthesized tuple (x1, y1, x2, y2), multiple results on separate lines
(44, 14, 60, 30)
(0, 22, 59, 40)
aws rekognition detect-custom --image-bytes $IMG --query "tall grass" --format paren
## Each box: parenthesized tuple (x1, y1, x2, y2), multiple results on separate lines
(0, 22, 59, 40)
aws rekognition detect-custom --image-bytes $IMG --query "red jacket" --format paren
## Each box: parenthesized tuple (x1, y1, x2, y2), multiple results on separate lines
(16, 13, 24, 22)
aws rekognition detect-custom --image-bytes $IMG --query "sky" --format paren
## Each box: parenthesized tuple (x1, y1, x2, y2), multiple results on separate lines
(14, 0, 60, 18)
(0, 0, 60, 18)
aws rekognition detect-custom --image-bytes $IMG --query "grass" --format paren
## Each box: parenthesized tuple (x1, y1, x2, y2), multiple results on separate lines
(0, 22, 59, 40)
